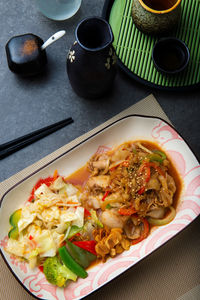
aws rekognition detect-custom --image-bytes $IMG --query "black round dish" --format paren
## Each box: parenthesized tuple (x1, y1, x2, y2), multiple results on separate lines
(102, 0, 200, 91)
(152, 37, 190, 74)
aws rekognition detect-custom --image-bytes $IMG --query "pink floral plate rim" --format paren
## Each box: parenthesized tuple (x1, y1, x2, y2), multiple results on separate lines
(0, 114, 200, 300)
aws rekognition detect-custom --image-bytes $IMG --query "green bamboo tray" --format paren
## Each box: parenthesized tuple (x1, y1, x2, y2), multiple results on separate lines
(102, 0, 200, 90)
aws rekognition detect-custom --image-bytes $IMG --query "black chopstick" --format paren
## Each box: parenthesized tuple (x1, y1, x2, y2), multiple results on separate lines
(0, 117, 73, 159)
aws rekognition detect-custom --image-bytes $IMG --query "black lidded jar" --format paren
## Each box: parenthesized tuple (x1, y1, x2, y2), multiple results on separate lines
(5, 33, 47, 76)
(67, 17, 117, 99)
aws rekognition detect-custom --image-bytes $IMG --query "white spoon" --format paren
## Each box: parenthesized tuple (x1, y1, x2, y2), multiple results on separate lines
(41, 30, 66, 50)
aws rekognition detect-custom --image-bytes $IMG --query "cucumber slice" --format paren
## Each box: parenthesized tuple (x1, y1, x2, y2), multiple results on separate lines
(9, 209, 22, 227)
(8, 226, 19, 239)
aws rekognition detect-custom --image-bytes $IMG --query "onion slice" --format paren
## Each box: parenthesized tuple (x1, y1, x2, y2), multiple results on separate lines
(109, 160, 125, 170)
(148, 206, 176, 226)
(136, 142, 153, 154)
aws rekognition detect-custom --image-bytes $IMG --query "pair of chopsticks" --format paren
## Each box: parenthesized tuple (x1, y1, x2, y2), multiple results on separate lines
(0, 117, 73, 160)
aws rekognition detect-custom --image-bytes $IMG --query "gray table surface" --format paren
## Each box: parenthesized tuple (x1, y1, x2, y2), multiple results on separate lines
(0, 0, 199, 184)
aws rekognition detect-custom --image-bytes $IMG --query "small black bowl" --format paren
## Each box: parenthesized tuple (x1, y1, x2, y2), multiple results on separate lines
(152, 37, 190, 74)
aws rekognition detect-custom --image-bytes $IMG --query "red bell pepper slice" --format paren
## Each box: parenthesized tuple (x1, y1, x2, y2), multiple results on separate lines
(137, 161, 165, 195)
(72, 241, 97, 256)
(38, 265, 44, 273)
(139, 162, 165, 178)
(118, 206, 137, 216)
(148, 162, 165, 177)
(137, 186, 146, 195)
(138, 163, 151, 183)
(102, 190, 110, 201)
(137, 163, 151, 195)
(122, 160, 129, 167)
(28, 172, 60, 202)
(68, 232, 81, 242)
(132, 218, 150, 245)
(84, 208, 91, 217)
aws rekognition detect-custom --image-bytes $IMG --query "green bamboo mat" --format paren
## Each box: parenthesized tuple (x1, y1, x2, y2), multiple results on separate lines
(108, 0, 200, 89)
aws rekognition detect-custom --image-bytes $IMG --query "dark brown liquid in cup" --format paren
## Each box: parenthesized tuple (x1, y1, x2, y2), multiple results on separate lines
(143, 0, 177, 10)
(159, 48, 184, 71)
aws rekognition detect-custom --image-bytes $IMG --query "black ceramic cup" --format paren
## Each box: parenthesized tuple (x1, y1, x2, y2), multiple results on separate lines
(152, 37, 190, 74)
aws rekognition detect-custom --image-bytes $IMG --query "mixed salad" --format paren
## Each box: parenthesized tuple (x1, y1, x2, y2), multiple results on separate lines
(6, 172, 100, 286)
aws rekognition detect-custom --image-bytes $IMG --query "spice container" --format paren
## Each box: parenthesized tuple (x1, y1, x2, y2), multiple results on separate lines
(5, 34, 47, 76)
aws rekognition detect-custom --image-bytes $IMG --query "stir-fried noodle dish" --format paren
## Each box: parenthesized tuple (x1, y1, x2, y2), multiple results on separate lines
(5, 141, 181, 287)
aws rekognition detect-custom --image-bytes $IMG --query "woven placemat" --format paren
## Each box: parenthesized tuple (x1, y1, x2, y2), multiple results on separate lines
(0, 95, 200, 300)
(105, 0, 200, 89)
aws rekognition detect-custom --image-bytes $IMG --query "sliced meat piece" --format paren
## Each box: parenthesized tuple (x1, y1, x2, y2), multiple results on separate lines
(101, 209, 127, 229)
(124, 218, 141, 239)
(167, 174, 176, 194)
(92, 159, 110, 175)
(110, 146, 130, 162)
(158, 175, 168, 190)
(87, 195, 102, 209)
(87, 175, 110, 190)
(159, 188, 173, 206)
(147, 177, 161, 191)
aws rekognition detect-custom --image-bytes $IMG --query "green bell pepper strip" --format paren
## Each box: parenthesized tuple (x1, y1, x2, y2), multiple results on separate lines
(58, 246, 88, 279)
(132, 149, 137, 154)
(153, 150, 166, 160)
(67, 226, 83, 239)
(106, 204, 112, 209)
(148, 150, 167, 164)
(66, 240, 96, 269)
(148, 154, 163, 163)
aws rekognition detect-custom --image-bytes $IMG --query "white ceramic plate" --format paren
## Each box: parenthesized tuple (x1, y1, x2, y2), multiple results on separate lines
(1, 115, 200, 300)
